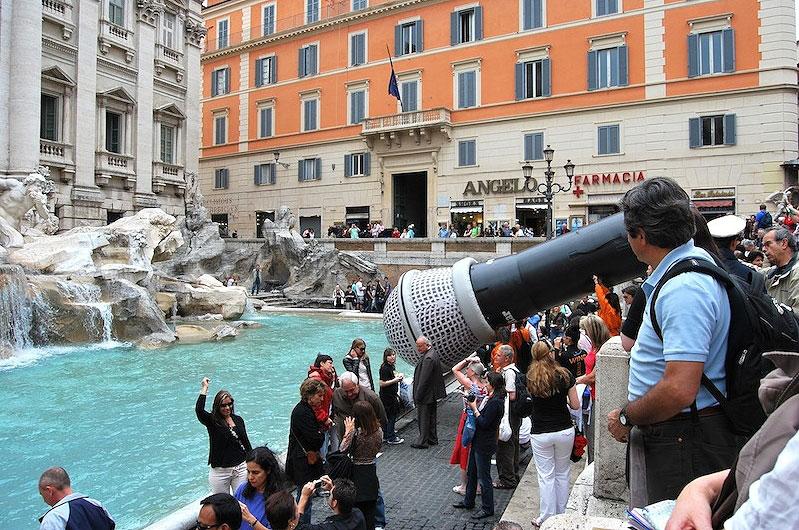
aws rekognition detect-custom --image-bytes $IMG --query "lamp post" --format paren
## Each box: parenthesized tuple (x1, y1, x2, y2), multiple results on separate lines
(522, 145, 575, 240)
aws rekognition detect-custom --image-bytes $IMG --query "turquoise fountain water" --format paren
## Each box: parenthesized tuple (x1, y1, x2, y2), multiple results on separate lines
(0, 312, 409, 530)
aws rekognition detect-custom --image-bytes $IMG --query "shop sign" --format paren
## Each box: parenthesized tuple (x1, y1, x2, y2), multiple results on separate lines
(517, 197, 547, 205)
(452, 200, 483, 207)
(573, 171, 646, 187)
(692, 188, 735, 199)
(463, 177, 539, 196)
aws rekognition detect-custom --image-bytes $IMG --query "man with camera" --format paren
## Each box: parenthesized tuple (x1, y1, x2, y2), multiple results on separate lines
(297, 475, 366, 529)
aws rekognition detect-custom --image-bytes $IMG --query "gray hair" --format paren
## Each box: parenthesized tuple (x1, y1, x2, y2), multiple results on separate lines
(39, 467, 70, 490)
(339, 371, 359, 386)
(499, 344, 514, 360)
(417, 335, 431, 347)
(767, 227, 798, 252)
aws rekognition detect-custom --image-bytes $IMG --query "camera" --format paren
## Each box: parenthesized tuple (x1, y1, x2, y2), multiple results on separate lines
(313, 479, 323, 489)
(466, 393, 476, 403)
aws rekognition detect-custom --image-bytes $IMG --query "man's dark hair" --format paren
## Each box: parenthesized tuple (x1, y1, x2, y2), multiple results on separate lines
(620, 177, 695, 249)
(760, 204, 767, 210)
(564, 323, 580, 344)
(621, 285, 640, 298)
(314, 354, 333, 367)
(200, 493, 242, 529)
(265, 490, 296, 530)
(767, 227, 798, 252)
(332, 478, 357, 514)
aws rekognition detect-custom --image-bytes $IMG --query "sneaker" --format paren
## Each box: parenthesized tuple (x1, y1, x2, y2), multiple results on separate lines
(387, 437, 404, 445)
(452, 485, 466, 495)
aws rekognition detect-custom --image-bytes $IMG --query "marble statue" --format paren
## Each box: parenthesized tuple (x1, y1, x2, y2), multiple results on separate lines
(0, 167, 59, 248)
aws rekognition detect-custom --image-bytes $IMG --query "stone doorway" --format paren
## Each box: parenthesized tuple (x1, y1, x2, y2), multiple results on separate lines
(392, 171, 427, 236)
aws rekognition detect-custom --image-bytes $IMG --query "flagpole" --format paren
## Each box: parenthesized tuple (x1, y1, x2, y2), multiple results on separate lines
(386, 44, 403, 112)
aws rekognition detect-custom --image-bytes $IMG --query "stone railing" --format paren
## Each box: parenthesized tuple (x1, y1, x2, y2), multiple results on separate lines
(362, 108, 451, 134)
(99, 20, 135, 61)
(158, 44, 182, 63)
(42, 0, 74, 39)
(152, 162, 185, 195)
(40, 139, 67, 159)
(95, 151, 135, 187)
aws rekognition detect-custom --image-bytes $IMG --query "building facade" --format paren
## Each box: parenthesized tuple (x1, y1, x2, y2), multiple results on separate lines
(0, 0, 205, 229)
(199, 0, 798, 238)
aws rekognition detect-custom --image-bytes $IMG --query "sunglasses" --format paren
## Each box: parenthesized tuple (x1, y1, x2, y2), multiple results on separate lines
(219, 401, 234, 409)
(195, 522, 220, 530)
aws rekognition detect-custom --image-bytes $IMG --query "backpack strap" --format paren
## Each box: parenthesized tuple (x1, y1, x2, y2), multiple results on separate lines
(649, 258, 733, 410)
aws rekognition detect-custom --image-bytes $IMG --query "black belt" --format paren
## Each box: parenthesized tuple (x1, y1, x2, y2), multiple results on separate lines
(643, 405, 723, 428)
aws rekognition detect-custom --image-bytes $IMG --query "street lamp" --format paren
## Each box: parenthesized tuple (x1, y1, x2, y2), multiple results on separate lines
(523, 145, 575, 240)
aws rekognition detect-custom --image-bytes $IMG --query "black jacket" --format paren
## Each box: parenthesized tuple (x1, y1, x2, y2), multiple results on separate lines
(286, 400, 325, 486)
(195, 394, 252, 467)
(342, 354, 374, 391)
(412, 349, 446, 405)
(719, 247, 758, 283)
(472, 393, 505, 455)
(296, 508, 366, 530)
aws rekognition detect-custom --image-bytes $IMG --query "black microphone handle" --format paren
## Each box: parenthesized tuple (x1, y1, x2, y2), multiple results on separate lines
(469, 212, 646, 328)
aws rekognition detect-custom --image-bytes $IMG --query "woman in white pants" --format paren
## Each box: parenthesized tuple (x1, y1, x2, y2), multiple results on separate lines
(527, 342, 580, 528)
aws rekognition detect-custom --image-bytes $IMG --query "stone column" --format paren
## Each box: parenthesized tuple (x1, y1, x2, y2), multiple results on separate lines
(183, 11, 206, 175)
(133, 4, 160, 201)
(593, 336, 631, 503)
(3, 0, 43, 177)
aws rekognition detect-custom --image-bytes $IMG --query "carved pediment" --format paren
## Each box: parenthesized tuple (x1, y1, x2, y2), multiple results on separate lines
(98, 87, 136, 105)
(154, 103, 186, 120)
(42, 65, 75, 86)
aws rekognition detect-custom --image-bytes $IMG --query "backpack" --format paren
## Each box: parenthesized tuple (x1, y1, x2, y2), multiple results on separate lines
(509, 367, 535, 418)
(516, 336, 533, 375)
(758, 211, 773, 229)
(650, 258, 799, 436)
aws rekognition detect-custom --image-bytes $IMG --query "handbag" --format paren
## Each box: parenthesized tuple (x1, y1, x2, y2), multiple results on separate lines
(291, 429, 321, 466)
(571, 427, 588, 463)
(461, 408, 476, 448)
(326, 432, 355, 479)
(499, 396, 512, 442)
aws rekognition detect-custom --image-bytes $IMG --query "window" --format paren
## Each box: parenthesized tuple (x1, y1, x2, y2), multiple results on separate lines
(299, 158, 321, 181)
(254, 163, 276, 185)
(255, 56, 276, 86)
(160, 124, 175, 164)
(395, 20, 423, 56)
(521, 0, 543, 30)
(211, 67, 230, 96)
(214, 114, 227, 145)
(214, 168, 229, 189)
(515, 58, 551, 99)
(588, 45, 628, 90)
(349, 90, 366, 124)
(350, 32, 366, 66)
(258, 105, 273, 138)
(689, 114, 736, 147)
(597, 124, 620, 155)
(596, 0, 619, 17)
(524, 132, 544, 161)
(298, 44, 318, 77)
(40, 94, 59, 141)
(456, 70, 477, 109)
(400, 79, 418, 112)
(302, 97, 318, 132)
(161, 12, 176, 49)
(211, 213, 229, 236)
(106, 111, 121, 153)
(263, 4, 275, 36)
(108, 0, 124, 26)
(688, 29, 734, 77)
(458, 140, 477, 166)
(345, 152, 371, 177)
(217, 19, 229, 49)
(353, 0, 367, 9)
(451, 7, 482, 45)
(306, 0, 319, 24)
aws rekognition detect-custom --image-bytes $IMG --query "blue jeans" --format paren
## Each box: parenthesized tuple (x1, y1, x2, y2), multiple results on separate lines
(464, 449, 494, 514)
(295, 488, 312, 524)
(384, 409, 398, 441)
(375, 489, 386, 527)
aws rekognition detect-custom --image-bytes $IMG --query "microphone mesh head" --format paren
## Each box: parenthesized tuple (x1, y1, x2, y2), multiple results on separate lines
(383, 265, 487, 367)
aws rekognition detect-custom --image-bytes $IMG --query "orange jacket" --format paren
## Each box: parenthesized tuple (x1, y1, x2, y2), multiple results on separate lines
(595, 282, 621, 336)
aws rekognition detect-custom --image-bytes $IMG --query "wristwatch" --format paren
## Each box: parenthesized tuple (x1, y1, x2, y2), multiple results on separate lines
(619, 406, 633, 427)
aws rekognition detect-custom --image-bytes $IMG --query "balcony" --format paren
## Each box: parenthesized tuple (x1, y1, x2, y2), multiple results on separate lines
(154, 44, 185, 82)
(95, 151, 135, 189)
(361, 108, 452, 150)
(98, 19, 135, 62)
(40, 139, 75, 180)
(42, 0, 75, 40)
(152, 161, 185, 195)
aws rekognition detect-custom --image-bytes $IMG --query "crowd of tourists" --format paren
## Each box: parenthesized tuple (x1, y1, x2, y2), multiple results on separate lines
(333, 277, 392, 313)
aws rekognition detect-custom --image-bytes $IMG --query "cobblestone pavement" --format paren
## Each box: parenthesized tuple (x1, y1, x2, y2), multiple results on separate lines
(312, 391, 528, 529)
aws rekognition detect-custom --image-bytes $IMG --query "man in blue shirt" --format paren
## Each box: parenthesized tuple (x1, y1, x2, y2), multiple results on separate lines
(606, 177, 738, 507)
(38, 467, 115, 530)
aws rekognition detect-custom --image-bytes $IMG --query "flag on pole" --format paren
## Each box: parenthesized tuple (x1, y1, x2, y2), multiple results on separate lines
(387, 46, 403, 111)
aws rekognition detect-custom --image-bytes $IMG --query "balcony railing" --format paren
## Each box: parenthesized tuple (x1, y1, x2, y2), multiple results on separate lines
(95, 151, 134, 179)
(99, 19, 135, 61)
(40, 139, 75, 171)
(42, 0, 74, 40)
(362, 108, 452, 134)
(157, 43, 182, 63)
(152, 161, 186, 195)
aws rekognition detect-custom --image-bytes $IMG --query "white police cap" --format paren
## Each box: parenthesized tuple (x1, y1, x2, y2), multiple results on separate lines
(707, 214, 746, 239)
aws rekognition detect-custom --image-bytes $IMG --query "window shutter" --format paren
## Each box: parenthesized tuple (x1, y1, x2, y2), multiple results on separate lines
(415, 20, 424, 52)
(533, 0, 542, 28)
(722, 28, 735, 73)
(534, 133, 543, 160)
(310, 45, 318, 75)
(364, 152, 371, 175)
(474, 7, 483, 41)
(468, 141, 476, 165)
(298, 160, 305, 181)
(459, 141, 466, 166)
(315, 158, 322, 180)
(298, 47, 306, 76)
(351, 35, 358, 65)
(223, 169, 229, 188)
(255, 58, 264, 87)
(522, 0, 532, 30)
(587, 50, 597, 91)
(394, 25, 402, 56)
(450, 12, 458, 46)
(211, 72, 218, 96)
(724, 114, 736, 145)
(541, 58, 551, 97)
(515, 63, 524, 100)
(687, 34, 699, 78)
(596, 0, 606, 17)
(524, 134, 533, 161)
(610, 125, 620, 153)
(618, 45, 628, 86)
(467, 72, 476, 107)
(688, 118, 701, 148)
(457, 72, 466, 108)
(224, 68, 230, 93)
(344, 154, 352, 177)
(271, 55, 277, 83)
(598, 126, 608, 154)
(254, 164, 261, 185)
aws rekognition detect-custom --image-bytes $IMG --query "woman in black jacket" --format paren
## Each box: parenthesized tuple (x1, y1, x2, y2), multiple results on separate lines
(453, 371, 506, 520)
(196, 377, 253, 494)
(287, 378, 327, 525)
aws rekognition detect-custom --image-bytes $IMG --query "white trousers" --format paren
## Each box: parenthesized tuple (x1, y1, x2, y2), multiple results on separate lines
(208, 461, 248, 494)
(531, 426, 575, 523)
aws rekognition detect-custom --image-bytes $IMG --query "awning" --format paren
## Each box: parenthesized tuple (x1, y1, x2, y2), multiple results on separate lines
(693, 199, 734, 209)
(515, 204, 547, 210)
(451, 206, 484, 213)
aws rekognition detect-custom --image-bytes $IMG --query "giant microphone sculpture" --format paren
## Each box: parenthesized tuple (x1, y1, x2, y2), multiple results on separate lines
(383, 213, 646, 367)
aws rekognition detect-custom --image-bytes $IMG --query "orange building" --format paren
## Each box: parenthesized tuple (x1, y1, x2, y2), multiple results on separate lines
(200, 0, 797, 238)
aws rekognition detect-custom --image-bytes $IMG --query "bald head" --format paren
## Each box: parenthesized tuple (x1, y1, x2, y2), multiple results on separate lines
(39, 467, 72, 507)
